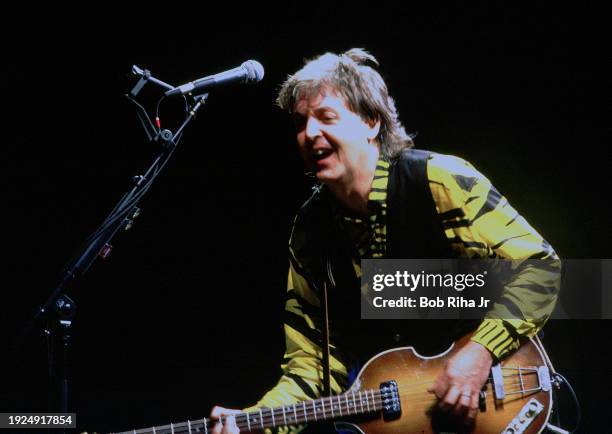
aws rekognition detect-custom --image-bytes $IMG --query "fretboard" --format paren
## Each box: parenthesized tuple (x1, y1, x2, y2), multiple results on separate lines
(111, 388, 384, 434)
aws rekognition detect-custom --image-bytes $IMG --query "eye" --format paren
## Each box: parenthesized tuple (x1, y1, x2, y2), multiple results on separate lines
(320, 111, 337, 122)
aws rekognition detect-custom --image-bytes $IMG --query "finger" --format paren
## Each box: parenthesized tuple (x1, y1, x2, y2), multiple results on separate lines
(440, 385, 461, 411)
(466, 392, 479, 420)
(428, 376, 449, 399)
(212, 421, 223, 434)
(226, 409, 242, 415)
(222, 415, 239, 434)
(426, 382, 435, 394)
(211, 406, 242, 418)
(453, 390, 471, 416)
(211, 406, 225, 419)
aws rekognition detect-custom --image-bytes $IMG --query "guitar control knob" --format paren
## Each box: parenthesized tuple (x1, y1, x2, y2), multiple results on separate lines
(526, 402, 539, 417)
(502, 399, 543, 433)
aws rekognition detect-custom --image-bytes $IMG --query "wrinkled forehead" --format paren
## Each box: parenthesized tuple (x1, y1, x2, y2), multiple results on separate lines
(292, 84, 347, 114)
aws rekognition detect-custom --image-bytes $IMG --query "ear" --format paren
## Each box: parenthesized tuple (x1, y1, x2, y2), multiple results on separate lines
(367, 119, 381, 142)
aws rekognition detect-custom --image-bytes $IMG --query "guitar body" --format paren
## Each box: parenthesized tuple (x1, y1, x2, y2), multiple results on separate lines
(111, 336, 554, 434)
(335, 336, 552, 434)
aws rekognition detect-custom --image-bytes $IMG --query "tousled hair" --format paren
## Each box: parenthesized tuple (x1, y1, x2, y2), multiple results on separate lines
(277, 48, 414, 160)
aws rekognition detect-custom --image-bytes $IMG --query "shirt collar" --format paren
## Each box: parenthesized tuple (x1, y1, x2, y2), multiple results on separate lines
(367, 159, 390, 214)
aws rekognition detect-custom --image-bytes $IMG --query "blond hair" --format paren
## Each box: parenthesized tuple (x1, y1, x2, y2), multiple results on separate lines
(277, 48, 414, 160)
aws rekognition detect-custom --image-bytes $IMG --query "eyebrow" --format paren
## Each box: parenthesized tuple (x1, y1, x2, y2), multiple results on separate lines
(294, 106, 338, 116)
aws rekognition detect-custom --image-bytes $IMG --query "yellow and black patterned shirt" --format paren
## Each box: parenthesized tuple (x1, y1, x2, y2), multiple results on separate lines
(246, 153, 559, 433)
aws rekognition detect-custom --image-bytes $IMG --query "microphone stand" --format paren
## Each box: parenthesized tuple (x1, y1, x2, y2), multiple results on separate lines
(15, 66, 208, 433)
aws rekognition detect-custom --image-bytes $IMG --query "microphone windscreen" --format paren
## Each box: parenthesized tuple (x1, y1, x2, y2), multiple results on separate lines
(242, 60, 265, 82)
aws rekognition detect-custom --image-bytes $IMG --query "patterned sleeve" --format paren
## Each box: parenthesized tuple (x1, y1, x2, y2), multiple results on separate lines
(242, 262, 348, 433)
(427, 154, 561, 360)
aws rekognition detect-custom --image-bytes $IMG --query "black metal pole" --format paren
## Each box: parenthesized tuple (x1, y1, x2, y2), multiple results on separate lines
(12, 71, 208, 425)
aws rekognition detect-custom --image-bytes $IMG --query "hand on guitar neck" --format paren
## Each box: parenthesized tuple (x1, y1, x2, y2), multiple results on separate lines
(427, 341, 494, 423)
(209, 406, 241, 434)
(208, 342, 494, 433)
(114, 337, 551, 434)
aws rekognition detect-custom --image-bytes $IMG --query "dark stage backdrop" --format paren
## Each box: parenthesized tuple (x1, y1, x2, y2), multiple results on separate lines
(3, 4, 610, 433)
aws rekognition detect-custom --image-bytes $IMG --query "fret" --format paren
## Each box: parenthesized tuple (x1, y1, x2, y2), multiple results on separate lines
(358, 391, 364, 413)
(246, 412, 251, 431)
(303, 401, 308, 423)
(271, 408, 276, 427)
(293, 403, 298, 424)
(352, 390, 357, 414)
(337, 395, 343, 416)
(170, 422, 175, 434)
(371, 390, 377, 409)
(282, 405, 287, 425)
(365, 390, 370, 412)
(187, 419, 192, 434)
(321, 397, 327, 418)
(259, 409, 264, 429)
(152, 426, 156, 434)
(312, 401, 317, 421)
(329, 396, 335, 418)
(345, 394, 350, 415)
(203, 417, 208, 434)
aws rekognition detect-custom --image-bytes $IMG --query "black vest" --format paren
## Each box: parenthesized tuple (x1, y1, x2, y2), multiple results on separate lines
(290, 149, 478, 371)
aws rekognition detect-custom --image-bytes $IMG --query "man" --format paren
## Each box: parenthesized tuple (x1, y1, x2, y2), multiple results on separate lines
(210, 48, 559, 434)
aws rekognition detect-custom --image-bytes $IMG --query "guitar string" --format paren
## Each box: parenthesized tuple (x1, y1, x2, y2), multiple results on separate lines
(214, 381, 541, 431)
(116, 373, 541, 433)
(121, 381, 540, 434)
(207, 384, 541, 431)
(209, 400, 538, 433)
(231, 393, 540, 431)
(115, 392, 537, 434)
(118, 385, 543, 434)
(208, 390, 394, 430)
(130, 379, 539, 434)
(396, 373, 535, 391)
(342, 371, 536, 390)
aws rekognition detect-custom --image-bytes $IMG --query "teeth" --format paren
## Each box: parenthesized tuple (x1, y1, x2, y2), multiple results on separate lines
(315, 149, 325, 156)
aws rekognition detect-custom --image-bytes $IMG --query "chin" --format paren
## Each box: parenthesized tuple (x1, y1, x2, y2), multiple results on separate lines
(315, 170, 343, 185)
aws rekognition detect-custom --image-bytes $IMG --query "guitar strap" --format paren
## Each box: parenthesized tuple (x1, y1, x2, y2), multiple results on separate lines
(321, 280, 332, 397)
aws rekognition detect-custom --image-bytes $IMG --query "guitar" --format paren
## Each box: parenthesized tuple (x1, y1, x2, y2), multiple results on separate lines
(111, 335, 554, 434)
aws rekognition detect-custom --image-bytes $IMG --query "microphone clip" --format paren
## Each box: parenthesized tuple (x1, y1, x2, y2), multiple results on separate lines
(154, 129, 175, 151)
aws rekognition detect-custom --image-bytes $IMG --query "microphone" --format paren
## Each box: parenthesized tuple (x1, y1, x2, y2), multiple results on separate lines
(165, 60, 264, 97)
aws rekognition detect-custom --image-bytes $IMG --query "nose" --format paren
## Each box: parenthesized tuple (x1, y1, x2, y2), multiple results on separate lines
(304, 116, 322, 142)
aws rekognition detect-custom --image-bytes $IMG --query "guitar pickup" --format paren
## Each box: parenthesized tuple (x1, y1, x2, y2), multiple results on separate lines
(491, 363, 505, 400)
(537, 366, 551, 392)
(380, 380, 401, 421)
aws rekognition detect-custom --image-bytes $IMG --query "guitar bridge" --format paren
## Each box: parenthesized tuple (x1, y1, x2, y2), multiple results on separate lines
(380, 380, 401, 421)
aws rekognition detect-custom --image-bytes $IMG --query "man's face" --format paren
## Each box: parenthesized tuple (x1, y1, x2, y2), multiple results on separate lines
(293, 88, 380, 186)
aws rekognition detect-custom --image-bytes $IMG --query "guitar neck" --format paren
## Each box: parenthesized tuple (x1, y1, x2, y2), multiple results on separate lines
(110, 338, 552, 434)
(112, 388, 383, 434)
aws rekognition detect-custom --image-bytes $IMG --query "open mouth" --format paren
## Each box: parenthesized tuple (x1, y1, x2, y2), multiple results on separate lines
(313, 148, 333, 162)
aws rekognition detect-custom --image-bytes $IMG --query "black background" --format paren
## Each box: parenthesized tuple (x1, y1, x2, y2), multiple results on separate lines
(3, 3, 610, 433)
